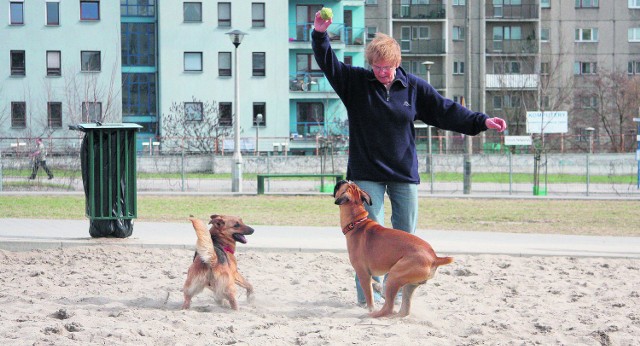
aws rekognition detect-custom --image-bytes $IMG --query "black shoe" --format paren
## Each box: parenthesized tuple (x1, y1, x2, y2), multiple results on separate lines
(48, 176, 54, 180)
(28, 176, 35, 180)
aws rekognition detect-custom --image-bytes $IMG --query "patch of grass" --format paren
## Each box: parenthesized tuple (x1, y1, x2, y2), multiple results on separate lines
(1, 195, 638, 237)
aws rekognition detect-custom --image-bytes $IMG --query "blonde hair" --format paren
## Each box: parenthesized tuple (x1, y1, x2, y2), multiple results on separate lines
(365, 32, 401, 67)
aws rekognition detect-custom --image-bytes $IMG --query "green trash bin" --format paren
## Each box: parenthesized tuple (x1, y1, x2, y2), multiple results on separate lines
(70, 123, 142, 238)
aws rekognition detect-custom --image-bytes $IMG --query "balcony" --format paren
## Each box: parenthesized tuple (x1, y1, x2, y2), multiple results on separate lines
(289, 72, 335, 94)
(289, 22, 344, 43)
(486, 3, 539, 20)
(485, 74, 539, 90)
(392, 2, 446, 20)
(400, 39, 446, 55)
(486, 39, 538, 54)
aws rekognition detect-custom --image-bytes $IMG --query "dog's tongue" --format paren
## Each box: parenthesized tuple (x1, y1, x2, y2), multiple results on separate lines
(233, 233, 247, 244)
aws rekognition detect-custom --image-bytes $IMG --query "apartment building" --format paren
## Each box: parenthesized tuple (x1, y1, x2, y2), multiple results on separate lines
(1, 0, 366, 155)
(366, 0, 640, 152)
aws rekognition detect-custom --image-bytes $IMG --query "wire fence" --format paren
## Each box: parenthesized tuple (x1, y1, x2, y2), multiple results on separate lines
(1, 142, 638, 197)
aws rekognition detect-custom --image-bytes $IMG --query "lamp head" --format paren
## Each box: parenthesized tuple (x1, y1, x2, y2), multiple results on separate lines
(226, 30, 248, 48)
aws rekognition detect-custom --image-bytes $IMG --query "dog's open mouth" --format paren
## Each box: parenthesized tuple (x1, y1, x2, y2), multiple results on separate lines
(233, 233, 248, 244)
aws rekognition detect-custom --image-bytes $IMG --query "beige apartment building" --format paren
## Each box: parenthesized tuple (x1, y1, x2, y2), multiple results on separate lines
(365, 0, 640, 153)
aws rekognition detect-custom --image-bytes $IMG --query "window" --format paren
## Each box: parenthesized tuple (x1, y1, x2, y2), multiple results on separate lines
(121, 0, 156, 17)
(574, 61, 597, 75)
(46, 1, 60, 25)
(344, 55, 352, 65)
(47, 51, 61, 76)
(453, 26, 465, 40)
(81, 51, 101, 72)
(218, 2, 231, 27)
(628, 61, 640, 74)
(577, 96, 598, 109)
(219, 52, 231, 76)
(540, 62, 550, 75)
(184, 2, 202, 22)
(184, 102, 203, 121)
(542, 96, 550, 109)
(10, 1, 24, 25)
(629, 28, 640, 42)
(252, 3, 265, 28)
(365, 0, 378, 5)
(575, 28, 599, 42)
(11, 102, 26, 128)
(541, 28, 550, 42)
(413, 26, 430, 40)
(453, 61, 465, 74)
(48, 102, 62, 128)
(252, 52, 265, 76)
(10, 50, 26, 76)
(121, 23, 156, 66)
(82, 102, 102, 122)
(366, 27, 377, 40)
(253, 103, 265, 126)
(296, 103, 324, 136)
(80, 0, 100, 21)
(493, 95, 520, 109)
(494, 61, 520, 74)
(631, 0, 640, 9)
(575, 0, 598, 8)
(122, 73, 157, 116)
(184, 52, 202, 72)
(219, 102, 232, 126)
(541, 0, 551, 8)
(453, 0, 466, 5)
(400, 26, 411, 51)
(296, 53, 320, 73)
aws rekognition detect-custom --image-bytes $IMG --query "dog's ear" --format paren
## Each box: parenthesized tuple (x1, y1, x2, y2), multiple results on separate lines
(334, 195, 349, 205)
(209, 215, 225, 229)
(359, 189, 372, 206)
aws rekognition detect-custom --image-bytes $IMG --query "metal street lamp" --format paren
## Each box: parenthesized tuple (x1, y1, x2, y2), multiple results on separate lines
(422, 61, 435, 194)
(226, 29, 248, 192)
(585, 127, 595, 196)
(255, 113, 263, 156)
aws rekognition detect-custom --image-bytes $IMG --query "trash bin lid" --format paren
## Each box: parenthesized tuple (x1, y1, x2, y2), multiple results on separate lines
(69, 123, 143, 132)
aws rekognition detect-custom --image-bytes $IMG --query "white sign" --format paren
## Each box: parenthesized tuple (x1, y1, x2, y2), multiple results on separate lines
(526, 111, 568, 134)
(504, 136, 532, 146)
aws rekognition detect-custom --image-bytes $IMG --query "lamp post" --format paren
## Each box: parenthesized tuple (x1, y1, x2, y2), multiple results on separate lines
(422, 61, 435, 194)
(255, 113, 263, 156)
(585, 127, 595, 196)
(226, 29, 247, 192)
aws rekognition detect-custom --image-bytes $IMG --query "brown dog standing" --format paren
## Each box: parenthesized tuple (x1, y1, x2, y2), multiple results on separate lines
(182, 215, 254, 310)
(333, 180, 453, 318)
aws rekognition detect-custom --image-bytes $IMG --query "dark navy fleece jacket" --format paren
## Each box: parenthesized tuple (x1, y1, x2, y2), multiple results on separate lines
(312, 30, 489, 184)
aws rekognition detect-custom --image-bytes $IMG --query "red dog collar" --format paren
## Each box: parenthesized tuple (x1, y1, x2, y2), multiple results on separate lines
(223, 246, 235, 254)
(342, 217, 367, 235)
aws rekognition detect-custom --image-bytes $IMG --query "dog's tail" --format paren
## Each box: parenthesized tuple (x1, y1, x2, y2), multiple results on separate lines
(189, 216, 217, 266)
(435, 256, 454, 267)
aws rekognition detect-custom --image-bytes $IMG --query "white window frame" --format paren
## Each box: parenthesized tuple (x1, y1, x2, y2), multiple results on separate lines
(630, 0, 640, 9)
(628, 60, 640, 74)
(541, 0, 551, 8)
(575, 28, 599, 42)
(453, 61, 465, 75)
(541, 28, 550, 42)
(628, 28, 640, 42)
(574, 61, 597, 75)
(453, 26, 465, 41)
(183, 2, 202, 23)
(82, 102, 102, 122)
(46, 50, 61, 76)
(453, 0, 466, 5)
(575, 0, 599, 8)
(252, 3, 265, 28)
(184, 52, 203, 72)
(184, 102, 203, 121)
(412, 26, 430, 40)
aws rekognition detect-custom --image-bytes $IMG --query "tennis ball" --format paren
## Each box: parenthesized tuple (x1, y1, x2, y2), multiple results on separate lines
(320, 7, 333, 20)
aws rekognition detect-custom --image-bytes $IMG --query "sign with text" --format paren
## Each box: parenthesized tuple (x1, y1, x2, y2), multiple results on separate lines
(504, 136, 532, 146)
(526, 111, 568, 134)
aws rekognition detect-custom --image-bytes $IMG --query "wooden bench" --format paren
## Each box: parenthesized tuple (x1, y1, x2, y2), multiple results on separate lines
(257, 173, 344, 194)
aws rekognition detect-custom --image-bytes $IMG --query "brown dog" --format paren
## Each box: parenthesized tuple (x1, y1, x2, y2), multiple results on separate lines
(333, 180, 453, 318)
(181, 215, 254, 310)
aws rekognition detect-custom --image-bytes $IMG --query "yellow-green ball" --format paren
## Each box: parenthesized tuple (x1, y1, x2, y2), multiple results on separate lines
(320, 7, 333, 20)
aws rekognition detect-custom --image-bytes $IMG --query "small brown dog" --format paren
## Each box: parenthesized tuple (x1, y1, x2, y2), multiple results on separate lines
(182, 214, 254, 310)
(333, 180, 453, 318)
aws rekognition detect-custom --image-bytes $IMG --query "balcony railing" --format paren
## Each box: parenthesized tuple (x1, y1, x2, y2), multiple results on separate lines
(289, 72, 334, 93)
(392, 3, 446, 19)
(485, 74, 539, 89)
(486, 3, 539, 19)
(486, 39, 538, 54)
(400, 39, 446, 54)
(289, 22, 344, 43)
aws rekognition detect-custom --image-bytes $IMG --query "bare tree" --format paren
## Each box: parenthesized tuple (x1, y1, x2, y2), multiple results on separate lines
(161, 98, 233, 153)
(573, 70, 640, 152)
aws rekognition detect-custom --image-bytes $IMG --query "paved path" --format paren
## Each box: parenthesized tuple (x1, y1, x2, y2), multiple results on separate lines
(1, 218, 638, 258)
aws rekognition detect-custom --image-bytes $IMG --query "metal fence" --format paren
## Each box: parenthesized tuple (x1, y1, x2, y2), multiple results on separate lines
(1, 145, 638, 197)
